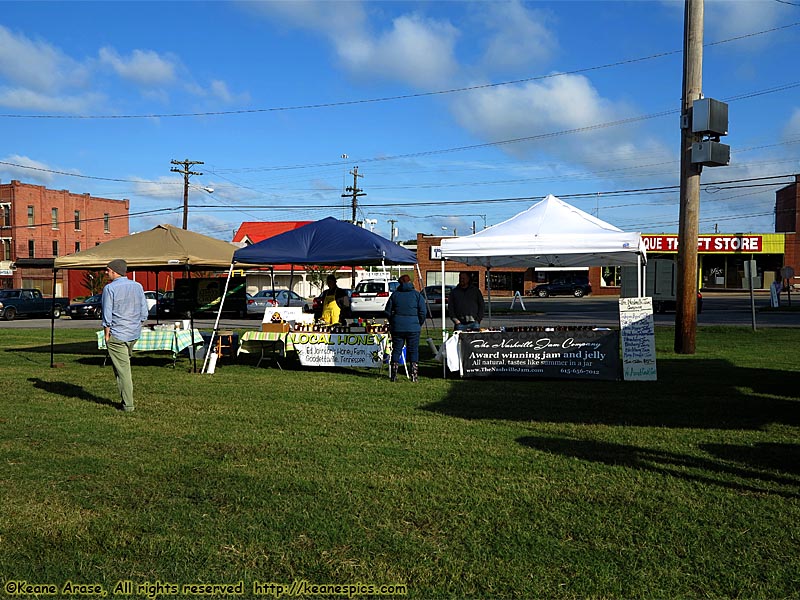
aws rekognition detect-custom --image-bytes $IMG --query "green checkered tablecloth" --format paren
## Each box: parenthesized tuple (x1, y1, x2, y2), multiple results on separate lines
(96, 329, 204, 357)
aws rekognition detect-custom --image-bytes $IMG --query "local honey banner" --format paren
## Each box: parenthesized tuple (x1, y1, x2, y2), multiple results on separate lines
(290, 332, 388, 368)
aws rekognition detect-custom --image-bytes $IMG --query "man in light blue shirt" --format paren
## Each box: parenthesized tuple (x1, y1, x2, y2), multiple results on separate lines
(102, 259, 149, 412)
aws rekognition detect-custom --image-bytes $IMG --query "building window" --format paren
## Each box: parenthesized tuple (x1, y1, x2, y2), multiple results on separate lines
(74, 210, 81, 230)
(52, 240, 59, 256)
(75, 241, 81, 253)
(600, 266, 621, 287)
(27, 206, 34, 227)
(2, 239, 10, 261)
(486, 271, 524, 292)
(104, 213, 110, 232)
(3, 205, 11, 227)
(52, 207, 59, 229)
(28, 240, 35, 258)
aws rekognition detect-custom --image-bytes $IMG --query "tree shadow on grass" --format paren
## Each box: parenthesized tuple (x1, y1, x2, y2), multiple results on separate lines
(6, 341, 98, 355)
(518, 435, 800, 499)
(420, 358, 800, 430)
(28, 377, 117, 408)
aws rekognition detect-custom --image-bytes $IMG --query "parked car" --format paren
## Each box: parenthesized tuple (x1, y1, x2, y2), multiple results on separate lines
(253, 289, 311, 312)
(0, 288, 69, 320)
(421, 284, 455, 316)
(65, 294, 103, 319)
(350, 279, 400, 314)
(532, 275, 592, 298)
(144, 290, 162, 316)
(155, 290, 182, 318)
(654, 292, 704, 314)
(246, 293, 274, 318)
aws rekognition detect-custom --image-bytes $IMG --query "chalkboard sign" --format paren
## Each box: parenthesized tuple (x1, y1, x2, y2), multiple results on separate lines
(175, 277, 247, 316)
(618, 297, 657, 381)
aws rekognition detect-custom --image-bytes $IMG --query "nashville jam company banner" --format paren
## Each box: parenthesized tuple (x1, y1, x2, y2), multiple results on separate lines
(458, 329, 621, 380)
(292, 332, 387, 368)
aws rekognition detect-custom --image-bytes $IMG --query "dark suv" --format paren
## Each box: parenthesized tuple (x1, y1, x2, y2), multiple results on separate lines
(532, 275, 592, 298)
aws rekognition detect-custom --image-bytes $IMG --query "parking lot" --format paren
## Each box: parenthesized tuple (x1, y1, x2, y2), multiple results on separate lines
(3, 291, 797, 330)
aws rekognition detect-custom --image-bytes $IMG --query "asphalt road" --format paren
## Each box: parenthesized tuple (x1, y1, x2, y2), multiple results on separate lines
(2, 292, 798, 330)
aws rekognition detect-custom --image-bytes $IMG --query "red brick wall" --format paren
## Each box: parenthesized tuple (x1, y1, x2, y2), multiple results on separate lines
(775, 176, 799, 233)
(0, 180, 129, 295)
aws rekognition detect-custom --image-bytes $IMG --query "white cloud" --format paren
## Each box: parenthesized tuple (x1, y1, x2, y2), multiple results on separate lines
(247, 1, 458, 88)
(450, 74, 671, 173)
(98, 47, 178, 87)
(0, 25, 88, 92)
(784, 108, 800, 139)
(0, 87, 103, 113)
(131, 177, 185, 200)
(242, 0, 366, 35)
(705, 0, 788, 45)
(0, 155, 59, 185)
(478, 0, 556, 71)
(336, 14, 460, 88)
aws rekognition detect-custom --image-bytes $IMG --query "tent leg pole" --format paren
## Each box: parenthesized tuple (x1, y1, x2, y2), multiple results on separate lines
(441, 260, 446, 379)
(50, 267, 57, 368)
(203, 263, 235, 373)
(487, 267, 492, 328)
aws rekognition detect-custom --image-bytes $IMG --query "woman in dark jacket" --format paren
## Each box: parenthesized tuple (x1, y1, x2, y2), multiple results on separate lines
(384, 274, 427, 382)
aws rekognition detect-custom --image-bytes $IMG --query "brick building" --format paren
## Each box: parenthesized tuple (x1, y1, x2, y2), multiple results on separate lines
(0, 180, 129, 297)
(416, 179, 800, 296)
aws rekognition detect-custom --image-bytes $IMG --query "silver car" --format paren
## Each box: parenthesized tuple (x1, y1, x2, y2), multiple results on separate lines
(253, 289, 311, 312)
(246, 293, 274, 318)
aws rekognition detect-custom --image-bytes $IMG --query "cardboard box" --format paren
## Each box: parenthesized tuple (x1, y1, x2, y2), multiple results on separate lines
(261, 322, 290, 333)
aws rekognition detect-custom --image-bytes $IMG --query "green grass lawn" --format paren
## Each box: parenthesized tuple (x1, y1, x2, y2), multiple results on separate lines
(1, 327, 799, 599)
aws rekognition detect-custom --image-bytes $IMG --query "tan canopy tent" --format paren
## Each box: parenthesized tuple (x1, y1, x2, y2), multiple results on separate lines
(53, 223, 239, 270)
(51, 224, 242, 369)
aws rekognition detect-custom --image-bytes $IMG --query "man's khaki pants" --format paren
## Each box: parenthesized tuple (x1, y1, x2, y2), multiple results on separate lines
(107, 336, 137, 411)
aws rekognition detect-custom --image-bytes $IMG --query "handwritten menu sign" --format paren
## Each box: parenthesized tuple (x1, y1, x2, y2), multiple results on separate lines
(618, 297, 657, 381)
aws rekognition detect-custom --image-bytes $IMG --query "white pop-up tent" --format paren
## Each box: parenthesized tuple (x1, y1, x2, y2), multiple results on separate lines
(439, 194, 647, 327)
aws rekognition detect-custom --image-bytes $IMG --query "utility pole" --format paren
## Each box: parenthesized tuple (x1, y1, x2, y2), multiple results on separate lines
(342, 166, 365, 225)
(342, 166, 366, 286)
(171, 159, 204, 230)
(387, 219, 397, 242)
(674, 0, 704, 355)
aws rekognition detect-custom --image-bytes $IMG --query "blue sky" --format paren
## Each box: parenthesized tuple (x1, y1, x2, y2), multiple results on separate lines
(1, 0, 799, 243)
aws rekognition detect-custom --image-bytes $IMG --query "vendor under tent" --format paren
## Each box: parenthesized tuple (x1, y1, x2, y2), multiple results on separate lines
(207, 217, 418, 372)
(438, 194, 647, 352)
(51, 224, 243, 370)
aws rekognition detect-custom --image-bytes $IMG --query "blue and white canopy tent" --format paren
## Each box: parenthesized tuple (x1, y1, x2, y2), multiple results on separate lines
(205, 217, 418, 371)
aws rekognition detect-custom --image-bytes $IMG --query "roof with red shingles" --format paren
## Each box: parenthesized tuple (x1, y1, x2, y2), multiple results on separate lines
(232, 221, 312, 244)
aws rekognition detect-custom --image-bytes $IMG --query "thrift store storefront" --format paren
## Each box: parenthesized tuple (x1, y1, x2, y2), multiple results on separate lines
(642, 233, 786, 291)
(416, 233, 788, 296)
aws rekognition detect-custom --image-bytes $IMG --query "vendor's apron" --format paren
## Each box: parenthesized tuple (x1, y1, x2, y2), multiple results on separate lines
(321, 293, 340, 324)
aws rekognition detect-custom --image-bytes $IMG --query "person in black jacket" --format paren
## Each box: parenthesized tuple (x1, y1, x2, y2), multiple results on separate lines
(448, 272, 485, 331)
(384, 274, 427, 382)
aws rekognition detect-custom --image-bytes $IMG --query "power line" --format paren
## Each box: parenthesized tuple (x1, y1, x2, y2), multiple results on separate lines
(2, 22, 798, 120)
(2, 78, 798, 189)
(181, 173, 795, 212)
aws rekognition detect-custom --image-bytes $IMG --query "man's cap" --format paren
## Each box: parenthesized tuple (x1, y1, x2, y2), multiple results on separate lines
(107, 259, 127, 276)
